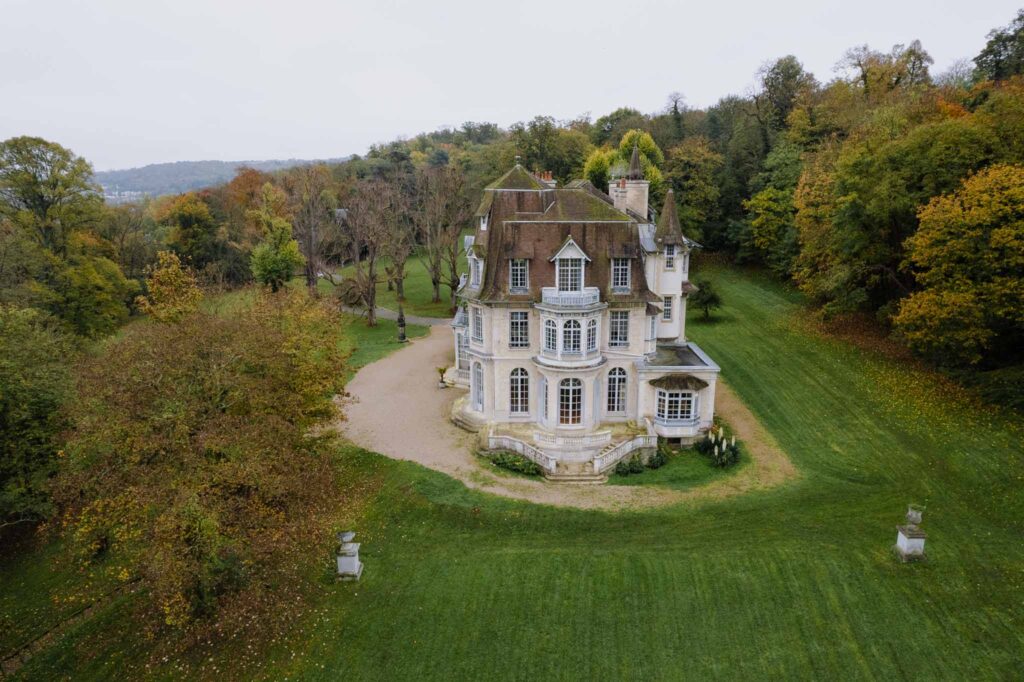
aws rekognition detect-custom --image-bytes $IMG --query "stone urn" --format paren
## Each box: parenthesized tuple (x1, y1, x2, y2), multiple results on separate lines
(336, 530, 363, 581)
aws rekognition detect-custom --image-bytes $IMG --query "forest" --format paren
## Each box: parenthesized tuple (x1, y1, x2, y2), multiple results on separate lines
(1, 8, 1023, 673)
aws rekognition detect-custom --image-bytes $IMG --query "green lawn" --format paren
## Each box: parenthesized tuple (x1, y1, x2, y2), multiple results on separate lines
(333, 234, 471, 319)
(607, 445, 749, 490)
(6, 265, 1024, 680)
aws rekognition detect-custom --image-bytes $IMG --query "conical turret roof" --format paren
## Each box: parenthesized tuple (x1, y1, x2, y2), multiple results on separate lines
(654, 189, 684, 245)
(627, 143, 644, 180)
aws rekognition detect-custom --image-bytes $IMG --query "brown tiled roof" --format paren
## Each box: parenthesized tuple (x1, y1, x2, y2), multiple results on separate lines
(654, 189, 685, 246)
(485, 165, 546, 190)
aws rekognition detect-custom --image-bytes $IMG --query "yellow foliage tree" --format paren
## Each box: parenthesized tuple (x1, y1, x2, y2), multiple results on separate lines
(135, 251, 202, 323)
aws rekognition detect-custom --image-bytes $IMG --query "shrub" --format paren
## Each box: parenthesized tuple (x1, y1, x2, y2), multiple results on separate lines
(695, 434, 714, 456)
(647, 444, 669, 469)
(614, 460, 632, 476)
(628, 455, 645, 474)
(488, 451, 542, 476)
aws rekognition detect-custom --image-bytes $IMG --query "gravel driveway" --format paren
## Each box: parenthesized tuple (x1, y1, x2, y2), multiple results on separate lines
(341, 325, 796, 511)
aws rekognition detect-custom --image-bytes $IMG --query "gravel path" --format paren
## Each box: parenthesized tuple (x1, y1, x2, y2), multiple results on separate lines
(341, 325, 797, 511)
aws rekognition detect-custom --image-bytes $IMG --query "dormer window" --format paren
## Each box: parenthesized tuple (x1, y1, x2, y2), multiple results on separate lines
(611, 258, 630, 290)
(557, 258, 583, 292)
(479, 212, 489, 231)
(664, 244, 676, 269)
(509, 259, 529, 292)
(470, 256, 482, 287)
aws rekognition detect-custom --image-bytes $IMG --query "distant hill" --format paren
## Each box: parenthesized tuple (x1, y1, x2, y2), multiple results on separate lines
(95, 157, 352, 201)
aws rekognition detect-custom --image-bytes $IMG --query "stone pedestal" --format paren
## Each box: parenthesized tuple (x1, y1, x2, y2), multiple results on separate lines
(336, 531, 364, 581)
(895, 525, 927, 562)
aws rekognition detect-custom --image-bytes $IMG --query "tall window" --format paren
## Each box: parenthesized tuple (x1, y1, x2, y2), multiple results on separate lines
(607, 368, 627, 413)
(559, 378, 582, 425)
(470, 257, 482, 287)
(649, 315, 657, 340)
(563, 319, 581, 353)
(664, 244, 676, 269)
(586, 319, 598, 352)
(509, 311, 529, 348)
(656, 390, 696, 422)
(681, 251, 689, 272)
(472, 307, 483, 341)
(544, 319, 557, 351)
(509, 259, 529, 291)
(457, 332, 469, 369)
(662, 296, 673, 321)
(611, 258, 630, 289)
(472, 363, 483, 411)
(540, 377, 548, 423)
(609, 310, 629, 347)
(557, 258, 582, 292)
(510, 368, 529, 414)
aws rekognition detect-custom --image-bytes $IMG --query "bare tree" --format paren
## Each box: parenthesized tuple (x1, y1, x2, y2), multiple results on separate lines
(283, 164, 340, 294)
(414, 166, 471, 308)
(343, 179, 400, 326)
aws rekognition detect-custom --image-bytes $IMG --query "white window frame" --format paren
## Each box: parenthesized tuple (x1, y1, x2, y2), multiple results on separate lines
(649, 315, 657, 340)
(510, 368, 529, 414)
(544, 319, 557, 352)
(586, 318, 598, 352)
(472, 363, 484, 412)
(470, 257, 482, 287)
(509, 258, 529, 292)
(557, 258, 583, 292)
(559, 378, 583, 425)
(611, 258, 631, 290)
(562, 319, 581, 353)
(665, 244, 676, 269)
(509, 311, 529, 348)
(662, 296, 673, 321)
(472, 306, 483, 342)
(607, 368, 627, 413)
(609, 310, 629, 348)
(656, 389, 697, 422)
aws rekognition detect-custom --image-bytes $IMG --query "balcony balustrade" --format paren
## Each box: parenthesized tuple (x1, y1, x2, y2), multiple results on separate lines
(540, 287, 600, 307)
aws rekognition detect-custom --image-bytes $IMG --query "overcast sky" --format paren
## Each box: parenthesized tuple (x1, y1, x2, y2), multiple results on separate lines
(2, 0, 1020, 170)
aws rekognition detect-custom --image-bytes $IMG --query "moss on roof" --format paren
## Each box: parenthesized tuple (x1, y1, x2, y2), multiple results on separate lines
(507, 189, 630, 222)
(485, 165, 546, 190)
(474, 191, 494, 217)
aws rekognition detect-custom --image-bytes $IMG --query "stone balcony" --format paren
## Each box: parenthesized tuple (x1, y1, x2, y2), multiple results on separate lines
(540, 287, 600, 307)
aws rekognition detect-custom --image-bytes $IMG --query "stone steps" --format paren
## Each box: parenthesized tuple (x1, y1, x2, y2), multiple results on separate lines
(544, 461, 607, 484)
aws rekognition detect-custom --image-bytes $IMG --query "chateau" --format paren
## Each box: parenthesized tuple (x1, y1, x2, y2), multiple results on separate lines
(450, 149, 719, 481)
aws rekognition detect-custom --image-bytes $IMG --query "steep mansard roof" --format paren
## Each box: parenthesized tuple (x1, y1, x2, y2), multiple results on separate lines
(627, 143, 644, 180)
(654, 189, 685, 246)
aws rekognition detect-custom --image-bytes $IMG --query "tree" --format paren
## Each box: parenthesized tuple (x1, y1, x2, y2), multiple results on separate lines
(894, 164, 1024, 365)
(250, 187, 305, 294)
(0, 136, 102, 257)
(0, 306, 72, 530)
(690, 280, 723, 320)
(55, 255, 137, 337)
(509, 116, 594, 184)
(342, 179, 401, 326)
(663, 137, 724, 237)
(161, 193, 221, 274)
(53, 291, 346, 629)
(582, 148, 617, 192)
(96, 202, 160, 281)
(284, 165, 339, 293)
(838, 41, 933, 102)
(974, 10, 1024, 82)
(758, 55, 817, 130)
(136, 251, 202, 322)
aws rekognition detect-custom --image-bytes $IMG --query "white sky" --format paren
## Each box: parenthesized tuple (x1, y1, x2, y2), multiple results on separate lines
(2, 0, 1019, 170)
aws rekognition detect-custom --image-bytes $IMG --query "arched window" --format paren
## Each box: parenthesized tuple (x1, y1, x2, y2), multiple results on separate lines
(563, 319, 581, 353)
(510, 368, 529, 414)
(587, 318, 598, 352)
(607, 368, 627, 413)
(472, 362, 483, 411)
(544, 319, 557, 351)
(559, 378, 582, 425)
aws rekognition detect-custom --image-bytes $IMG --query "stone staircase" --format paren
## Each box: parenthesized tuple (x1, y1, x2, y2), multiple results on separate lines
(544, 460, 607, 484)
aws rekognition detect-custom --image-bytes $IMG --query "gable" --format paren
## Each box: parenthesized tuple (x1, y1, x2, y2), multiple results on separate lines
(549, 236, 591, 262)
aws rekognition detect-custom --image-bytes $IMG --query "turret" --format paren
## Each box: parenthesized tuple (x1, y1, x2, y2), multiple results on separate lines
(610, 143, 649, 218)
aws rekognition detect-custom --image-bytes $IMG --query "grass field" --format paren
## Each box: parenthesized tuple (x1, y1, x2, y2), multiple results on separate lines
(4, 265, 1023, 680)
(333, 235, 471, 318)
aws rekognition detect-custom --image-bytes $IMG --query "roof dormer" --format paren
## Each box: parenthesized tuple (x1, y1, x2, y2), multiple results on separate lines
(549, 236, 591, 263)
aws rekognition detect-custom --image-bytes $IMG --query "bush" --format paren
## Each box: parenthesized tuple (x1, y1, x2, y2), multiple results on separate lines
(647, 444, 669, 469)
(695, 434, 714, 456)
(487, 451, 542, 476)
(701, 427, 741, 468)
(614, 460, 632, 476)
(628, 455, 645, 474)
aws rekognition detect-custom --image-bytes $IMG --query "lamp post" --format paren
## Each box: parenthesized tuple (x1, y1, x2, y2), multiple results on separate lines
(397, 303, 407, 343)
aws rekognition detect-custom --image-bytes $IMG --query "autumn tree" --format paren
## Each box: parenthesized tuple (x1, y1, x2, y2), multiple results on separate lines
(663, 136, 724, 239)
(414, 166, 470, 305)
(342, 179, 401, 325)
(284, 165, 340, 293)
(250, 185, 304, 293)
(161, 193, 222, 274)
(894, 164, 1024, 365)
(974, 10, 1024, 82)
(136, 250, 202, 322)
(53, 291, 346, 629)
